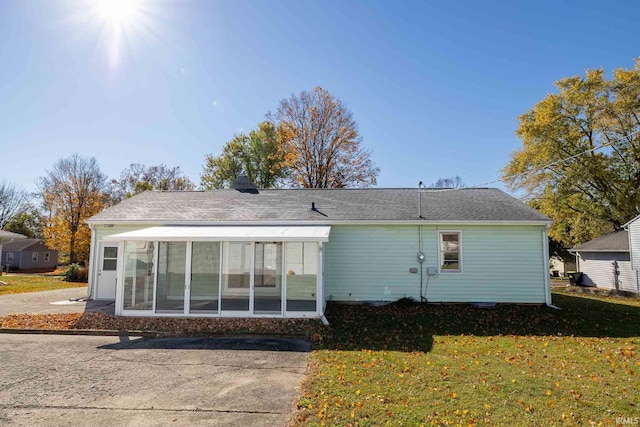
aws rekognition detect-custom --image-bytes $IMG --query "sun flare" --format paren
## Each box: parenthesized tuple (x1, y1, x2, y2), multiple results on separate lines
(86, 0, 152, 70)
(94, 0, 142, 26)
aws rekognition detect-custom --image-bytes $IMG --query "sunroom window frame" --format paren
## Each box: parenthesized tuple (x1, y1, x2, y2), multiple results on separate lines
(115, 239, 322, 319)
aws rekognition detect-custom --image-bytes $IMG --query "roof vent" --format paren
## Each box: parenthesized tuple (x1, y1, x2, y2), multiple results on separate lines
(231, 176, 259, 194)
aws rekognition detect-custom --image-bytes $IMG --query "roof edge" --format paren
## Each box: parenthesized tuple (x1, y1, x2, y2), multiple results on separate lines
(569, 249, 629, 254)
(623, 214, 640, 229)
(87, 219, 551, 226)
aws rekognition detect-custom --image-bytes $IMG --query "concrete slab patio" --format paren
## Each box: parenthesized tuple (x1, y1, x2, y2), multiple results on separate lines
(0, 334, 310, 426)
(0, 287, 114, 316)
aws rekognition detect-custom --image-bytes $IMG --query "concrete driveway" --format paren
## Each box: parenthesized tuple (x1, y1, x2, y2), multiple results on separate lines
(0, 287, 114, 316)
(0, 334, 310, 426)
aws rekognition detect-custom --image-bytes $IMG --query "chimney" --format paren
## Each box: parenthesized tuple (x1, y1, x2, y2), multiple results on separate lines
(231, 176, 259, 194)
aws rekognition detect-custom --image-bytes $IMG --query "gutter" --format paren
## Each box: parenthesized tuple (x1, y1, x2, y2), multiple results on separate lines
(87, 219, 553, 227)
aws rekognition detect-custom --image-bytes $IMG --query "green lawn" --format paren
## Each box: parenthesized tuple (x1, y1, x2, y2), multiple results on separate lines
(292, 291, 640, 426)
(0, 274, 86, 295)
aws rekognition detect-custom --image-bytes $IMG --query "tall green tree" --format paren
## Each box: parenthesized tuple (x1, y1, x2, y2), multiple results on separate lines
(275, 87, 379, 188)
(503, 59, 640, 246)
(3, 206, 43, 238)
(201, 121, 290, 189)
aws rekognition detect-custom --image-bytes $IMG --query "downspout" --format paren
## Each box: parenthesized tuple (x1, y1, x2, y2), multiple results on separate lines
(418, 182, 425, 301)
(318, 241, 329, 325)
(542, 225, 560, 309)
(87, 224, 96, 299)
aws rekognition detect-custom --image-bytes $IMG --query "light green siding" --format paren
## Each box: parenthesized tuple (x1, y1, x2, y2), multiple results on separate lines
(91, 223, 548, 304)
(324, 225, 546, 303)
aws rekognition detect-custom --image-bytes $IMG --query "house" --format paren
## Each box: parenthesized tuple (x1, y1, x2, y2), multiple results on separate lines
(0, 230, 26, 274)
(570, 229, 640, 294)
(549, 257, 576, 277)
(86, 179, 553, 319)
(0, 239, 59, 273)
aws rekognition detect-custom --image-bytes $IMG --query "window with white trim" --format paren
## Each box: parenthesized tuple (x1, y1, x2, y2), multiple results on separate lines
(6, 252, 14, 262)
(44, 252, 51, 262)
(32, 252, 38, 263)
(439, 231, 462, 273)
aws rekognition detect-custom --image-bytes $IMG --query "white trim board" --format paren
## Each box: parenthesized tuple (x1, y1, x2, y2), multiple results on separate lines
(103, 225, 331, 242)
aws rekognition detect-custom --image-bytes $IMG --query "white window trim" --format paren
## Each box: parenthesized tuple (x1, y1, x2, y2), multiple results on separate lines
(44, 252, 51, 262)
(6, 252, 14, 262)
(32, 252, 38, 263)
(438, 230, 463, 274)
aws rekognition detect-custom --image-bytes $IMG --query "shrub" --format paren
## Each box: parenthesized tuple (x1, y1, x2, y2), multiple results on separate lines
(62, 264, 88, 282)
(394, 296, 417, 306)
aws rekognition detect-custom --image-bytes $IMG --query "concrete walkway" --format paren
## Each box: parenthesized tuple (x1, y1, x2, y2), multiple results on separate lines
(0, 334, 310, 426)
(0, 287, 114, 316)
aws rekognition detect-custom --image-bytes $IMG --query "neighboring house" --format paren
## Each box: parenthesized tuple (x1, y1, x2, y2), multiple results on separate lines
(549, 257, 576, 277)
(0, 239, 59, 273)
(86, 178, 553, 319)
(570, 229, 640, 294)
(0, 230, 26, 274)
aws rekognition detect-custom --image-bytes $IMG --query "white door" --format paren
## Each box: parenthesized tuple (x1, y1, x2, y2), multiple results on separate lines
(96, 243, 118, 300)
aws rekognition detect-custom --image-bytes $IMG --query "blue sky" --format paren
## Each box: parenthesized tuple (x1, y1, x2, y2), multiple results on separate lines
(1, 0, 638, 193)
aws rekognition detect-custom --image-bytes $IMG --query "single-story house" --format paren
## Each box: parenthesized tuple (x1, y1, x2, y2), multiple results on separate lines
(86, 179, 553, 320)
(0, 230, 26, 274)
(0, 239, 59, 273)
(570, 229, 640, 294)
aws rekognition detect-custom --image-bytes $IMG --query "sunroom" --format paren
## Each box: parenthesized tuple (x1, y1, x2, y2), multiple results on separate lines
(103, 226, 330, 318)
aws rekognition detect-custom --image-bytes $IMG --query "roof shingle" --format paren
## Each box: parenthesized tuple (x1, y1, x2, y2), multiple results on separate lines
(571, 229, 629, 253)
(88, 188, 549, 224)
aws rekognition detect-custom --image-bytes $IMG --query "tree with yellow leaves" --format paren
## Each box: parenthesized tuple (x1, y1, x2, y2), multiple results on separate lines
(38, 154, 107, 264)
(503, 59, 640, 246)
(275, 87, 379, 188)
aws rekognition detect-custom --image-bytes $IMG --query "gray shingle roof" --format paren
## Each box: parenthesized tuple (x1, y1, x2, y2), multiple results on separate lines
(0, 230, 26, 241)
(89, 188, 549, 224)
(1, 239, 49, 252)
(571, 229, 629, 253)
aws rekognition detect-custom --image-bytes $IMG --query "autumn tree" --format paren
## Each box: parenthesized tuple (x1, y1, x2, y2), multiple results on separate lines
(38, 154, 107, 263)
(0, 180, 29, 229)
(503, 59, 640, 246)
(110, 163, 195, 202)
(274, 87, 379, 188)
(201, 121, 290, 189)
(431, 176, 465, 188)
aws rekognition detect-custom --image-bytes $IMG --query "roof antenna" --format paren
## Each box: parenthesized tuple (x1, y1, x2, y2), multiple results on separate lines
(418, 181, 423, 219)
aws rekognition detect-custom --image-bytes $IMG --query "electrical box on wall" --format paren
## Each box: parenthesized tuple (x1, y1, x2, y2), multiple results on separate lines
(427, 267, 438, 276)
